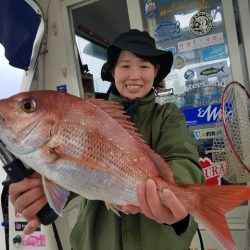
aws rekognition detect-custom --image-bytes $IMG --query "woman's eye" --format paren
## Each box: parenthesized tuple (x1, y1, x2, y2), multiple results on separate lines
(20, 99, 37, 113)
(121, 64, 129, 68)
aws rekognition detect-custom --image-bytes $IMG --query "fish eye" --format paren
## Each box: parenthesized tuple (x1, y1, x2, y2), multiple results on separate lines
(20, 99, 37, 113)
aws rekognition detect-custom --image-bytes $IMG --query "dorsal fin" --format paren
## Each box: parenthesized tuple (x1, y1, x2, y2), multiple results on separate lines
(88, 99, 175, 183)
(87, 98, 141, 138)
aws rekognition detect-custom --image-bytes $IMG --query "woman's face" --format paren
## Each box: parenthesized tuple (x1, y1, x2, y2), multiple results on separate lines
(111, 50, 160, 100)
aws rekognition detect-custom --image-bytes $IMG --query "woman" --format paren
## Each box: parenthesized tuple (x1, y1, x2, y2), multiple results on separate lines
(9, 29, 205, 250)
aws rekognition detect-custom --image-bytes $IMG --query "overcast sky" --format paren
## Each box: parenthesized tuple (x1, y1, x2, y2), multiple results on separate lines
(0, 44, 23, 99)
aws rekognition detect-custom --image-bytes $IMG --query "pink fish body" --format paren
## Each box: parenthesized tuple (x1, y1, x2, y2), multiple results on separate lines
(0, 90, 249, 250)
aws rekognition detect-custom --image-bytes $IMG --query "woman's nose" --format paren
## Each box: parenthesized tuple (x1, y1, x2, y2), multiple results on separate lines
(128, 68, 140, 79)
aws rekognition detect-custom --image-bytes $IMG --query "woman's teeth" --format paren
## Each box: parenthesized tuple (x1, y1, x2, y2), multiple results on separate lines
(126, 85, 141, 90)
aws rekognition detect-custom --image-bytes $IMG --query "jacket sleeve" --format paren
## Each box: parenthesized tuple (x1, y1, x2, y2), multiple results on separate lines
(153, 102, 205, 185)
(153, 103, 205, 235)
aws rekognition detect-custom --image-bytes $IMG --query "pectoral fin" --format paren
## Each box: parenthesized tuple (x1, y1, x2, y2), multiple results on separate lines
(42, 176, 70, 216)
(105, 202, 121, 216)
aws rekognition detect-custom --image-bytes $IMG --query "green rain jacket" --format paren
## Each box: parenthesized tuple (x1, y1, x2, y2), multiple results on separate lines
(70, 91, 205, 250)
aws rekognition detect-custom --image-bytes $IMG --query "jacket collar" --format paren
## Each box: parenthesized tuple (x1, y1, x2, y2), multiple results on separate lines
(108, 89, 156, 118)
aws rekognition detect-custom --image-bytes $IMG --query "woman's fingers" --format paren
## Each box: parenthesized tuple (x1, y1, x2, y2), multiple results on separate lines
(161, 189, 188, 219)
(137, 182, 155, 220)
(14, 186, 45, 213)
(21, 195, 48, 221)
(7, 172, 45, 235)
(23, 217, 41, 235)
(144, 180, 172, 223)
(9, 177, 42, 204)
(137, 179, 188, 224)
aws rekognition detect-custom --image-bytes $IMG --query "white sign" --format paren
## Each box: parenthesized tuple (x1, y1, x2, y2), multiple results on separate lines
(178, 32, 224, 52)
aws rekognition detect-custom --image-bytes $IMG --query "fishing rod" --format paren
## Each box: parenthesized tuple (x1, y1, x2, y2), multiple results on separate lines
(0, 140, 58, 225)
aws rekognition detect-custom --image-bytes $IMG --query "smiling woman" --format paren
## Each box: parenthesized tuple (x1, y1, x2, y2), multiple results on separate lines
(112, 50, 160, 100)
(0, 45, 23, 99)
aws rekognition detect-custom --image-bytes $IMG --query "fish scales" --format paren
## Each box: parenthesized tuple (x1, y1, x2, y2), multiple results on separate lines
(34, 94, 159, 204)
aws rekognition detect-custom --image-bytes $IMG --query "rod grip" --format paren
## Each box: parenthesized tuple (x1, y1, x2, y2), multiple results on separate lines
(2, 159, 58, 225)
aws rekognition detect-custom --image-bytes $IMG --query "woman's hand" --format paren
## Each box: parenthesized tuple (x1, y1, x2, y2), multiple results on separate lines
(9, 172, 47, 234)
(121, 179, 188, 224)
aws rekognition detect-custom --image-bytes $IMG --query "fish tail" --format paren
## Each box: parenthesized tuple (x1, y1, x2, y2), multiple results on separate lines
(187, 185, 250, 250)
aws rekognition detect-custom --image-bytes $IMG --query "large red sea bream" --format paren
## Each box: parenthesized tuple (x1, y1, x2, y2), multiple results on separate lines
(0, 90, 249, 250)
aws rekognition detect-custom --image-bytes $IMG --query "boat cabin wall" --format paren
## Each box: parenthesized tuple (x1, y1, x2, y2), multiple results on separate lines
(23, 0, 84, 97)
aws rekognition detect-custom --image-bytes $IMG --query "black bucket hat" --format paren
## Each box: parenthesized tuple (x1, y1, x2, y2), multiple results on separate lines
(101, 29, 173, 83)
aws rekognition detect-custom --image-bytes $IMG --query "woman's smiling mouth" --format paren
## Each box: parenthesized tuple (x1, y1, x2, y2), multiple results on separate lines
(126, 84, 142, 91)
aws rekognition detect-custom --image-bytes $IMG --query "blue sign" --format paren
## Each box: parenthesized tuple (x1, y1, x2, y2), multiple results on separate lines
(57, 84, 67, 93)
(202, 44, 226, 62)
(164, 46, 177, 53)
(155, 21, 181, 39)
(181, 103, 221, 126)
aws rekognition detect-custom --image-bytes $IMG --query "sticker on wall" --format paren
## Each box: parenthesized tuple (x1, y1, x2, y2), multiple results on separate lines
(174, 56, 185, 69)
(144, 0, 157, 18)
(163, 46, 177, 53)
(160, 0, 208, 17)
(196, 61, 229, 79)
(157, 88, 174, 96)
(184, 92, 222, 107)
(184, 69, 195, 80)
(178, 32, 224, 52)
(56, 84, 67, 93)
(199, 66, 225, 77)
(199, 157, 226, 185)
(181, 103, 221, 126)
(202, 44, 226, 61)
(183, 77, 227, 107)
(194, 127, 222, 141)
(155, 21, 181, 41)
(185, 79, 226, 91)
(22, 234, 46, 247)
(185, 55, 202, 65)
(15, 221, 41, 232)
(190, 11, 213, 36)
(175, 51, 203, 66)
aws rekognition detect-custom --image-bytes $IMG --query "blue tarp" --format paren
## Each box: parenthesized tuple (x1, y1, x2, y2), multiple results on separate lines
(0, 0, 41, 70)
